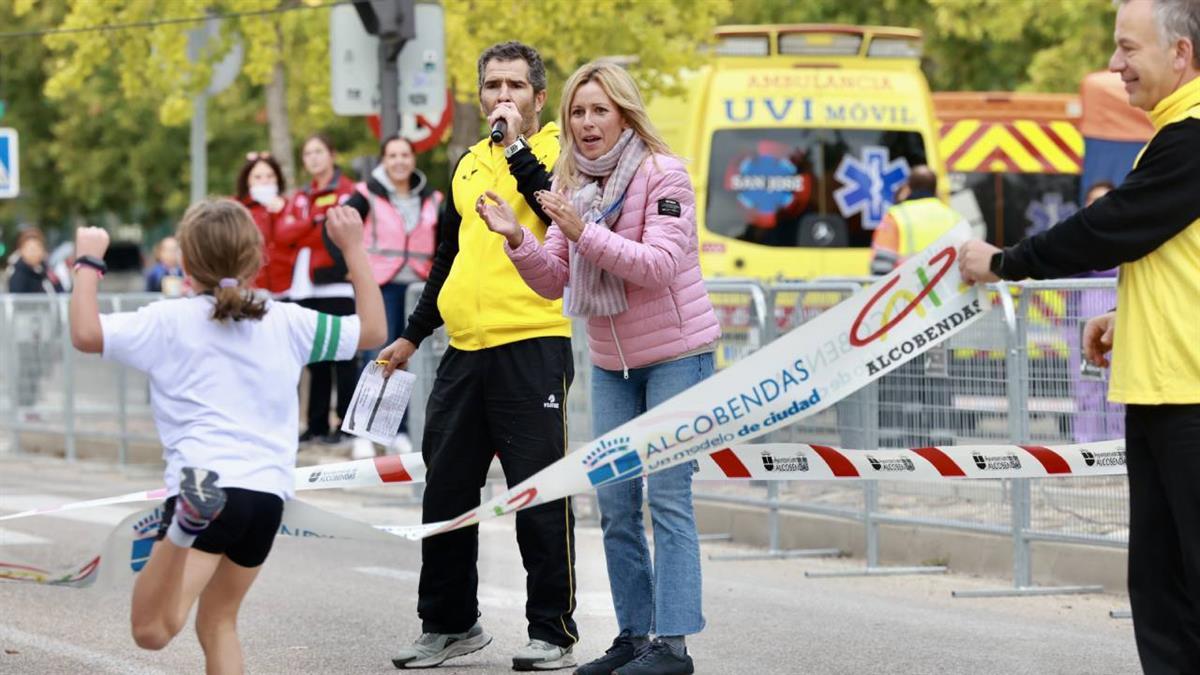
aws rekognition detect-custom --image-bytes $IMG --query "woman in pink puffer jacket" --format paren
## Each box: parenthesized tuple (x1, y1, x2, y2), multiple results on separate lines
(478, 60, 720, 675)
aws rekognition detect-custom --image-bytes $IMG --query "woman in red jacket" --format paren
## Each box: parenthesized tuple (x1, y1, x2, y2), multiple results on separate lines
(279, 134, 359, 444)
(235, 151, 294, 297)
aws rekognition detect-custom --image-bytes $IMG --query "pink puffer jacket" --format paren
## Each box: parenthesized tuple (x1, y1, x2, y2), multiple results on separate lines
(506, 153, 721, 372)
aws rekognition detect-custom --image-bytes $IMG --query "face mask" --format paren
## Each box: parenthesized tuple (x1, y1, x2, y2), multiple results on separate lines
(249, 184, 279, 206)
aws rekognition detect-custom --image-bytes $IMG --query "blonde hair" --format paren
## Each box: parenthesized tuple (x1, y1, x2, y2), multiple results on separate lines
(554, 60, 674, 190)
(177, 198, 267, 322)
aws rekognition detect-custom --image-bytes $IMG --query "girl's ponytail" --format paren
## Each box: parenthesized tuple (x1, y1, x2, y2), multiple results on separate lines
(177, 199, 269, 323)
(211, 277, 267, 322)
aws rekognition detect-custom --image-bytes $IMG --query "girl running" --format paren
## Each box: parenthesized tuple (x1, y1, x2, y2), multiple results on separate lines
(69, 199, 385, 673)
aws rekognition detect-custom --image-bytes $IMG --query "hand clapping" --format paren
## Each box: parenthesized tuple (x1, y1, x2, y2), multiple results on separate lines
(535, 190, 587, 241)
(476, 191, 524, 248)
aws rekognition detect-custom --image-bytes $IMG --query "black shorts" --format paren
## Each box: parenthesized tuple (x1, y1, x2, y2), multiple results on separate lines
(157, 488, 284, 568)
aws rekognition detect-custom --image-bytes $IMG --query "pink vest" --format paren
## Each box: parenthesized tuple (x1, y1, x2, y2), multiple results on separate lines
(356, 183, 441, 284)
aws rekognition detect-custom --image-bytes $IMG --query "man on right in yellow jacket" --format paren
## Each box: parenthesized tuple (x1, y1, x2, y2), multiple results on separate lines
(961, 2, 1200, 671)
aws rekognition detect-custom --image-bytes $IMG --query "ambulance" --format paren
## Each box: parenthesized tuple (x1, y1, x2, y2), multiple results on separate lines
(647, 24, 946, 281)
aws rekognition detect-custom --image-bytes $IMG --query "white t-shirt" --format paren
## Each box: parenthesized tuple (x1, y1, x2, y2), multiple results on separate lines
(100, 296, 360, 500)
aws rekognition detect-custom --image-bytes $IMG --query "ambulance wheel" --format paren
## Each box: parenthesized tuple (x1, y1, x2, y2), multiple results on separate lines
(797, 214, 848, 247)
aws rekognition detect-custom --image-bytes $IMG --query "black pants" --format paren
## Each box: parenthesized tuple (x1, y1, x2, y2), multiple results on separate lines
(1126, 403, 1200, 674)
(417, 337, 578, 647)
(299, 296, 358, 434)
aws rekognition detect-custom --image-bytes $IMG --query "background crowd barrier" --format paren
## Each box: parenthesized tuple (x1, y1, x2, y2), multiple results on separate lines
(0, 278, 1126, 595)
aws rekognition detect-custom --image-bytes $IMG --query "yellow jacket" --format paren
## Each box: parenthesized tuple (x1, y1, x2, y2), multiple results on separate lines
(1109, 79, 1200, 404)
(438, 123, 572, 350)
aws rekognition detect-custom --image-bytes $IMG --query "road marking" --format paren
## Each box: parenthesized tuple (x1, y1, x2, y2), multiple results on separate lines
(353, 566, 419, 582)
(0, 624, 169, 675)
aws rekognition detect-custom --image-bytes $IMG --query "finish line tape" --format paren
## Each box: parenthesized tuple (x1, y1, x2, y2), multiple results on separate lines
(0, 438, 1128, 525)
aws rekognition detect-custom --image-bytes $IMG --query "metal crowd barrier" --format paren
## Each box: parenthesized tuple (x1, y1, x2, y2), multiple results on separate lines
(0, 277, 1127, 594)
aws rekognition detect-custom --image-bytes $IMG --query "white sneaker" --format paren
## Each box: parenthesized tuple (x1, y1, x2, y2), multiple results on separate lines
(391, 432, 413, 454)
(391, 622, 492, 669)
(512, 639, 575, 671)
(351, 437, 375, 459)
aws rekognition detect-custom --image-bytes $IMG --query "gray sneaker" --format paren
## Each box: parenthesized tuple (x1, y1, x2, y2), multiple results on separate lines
(391, 623, 492, 669)
(512, 639, 576, 671)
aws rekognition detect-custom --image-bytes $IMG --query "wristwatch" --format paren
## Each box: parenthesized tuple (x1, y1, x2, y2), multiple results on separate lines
(74, 254, 108, 275)
(504, 135, 530, 159)
(988, 250, 1005, 278)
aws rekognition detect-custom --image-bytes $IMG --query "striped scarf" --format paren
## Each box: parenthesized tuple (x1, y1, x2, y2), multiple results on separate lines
(563, 129, 647, 317)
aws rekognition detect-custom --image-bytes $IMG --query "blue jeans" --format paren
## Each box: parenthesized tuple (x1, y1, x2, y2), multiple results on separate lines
(592, 352, 713, 637)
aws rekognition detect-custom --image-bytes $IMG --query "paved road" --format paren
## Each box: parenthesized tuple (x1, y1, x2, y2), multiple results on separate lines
(0, 455, 1139, 674)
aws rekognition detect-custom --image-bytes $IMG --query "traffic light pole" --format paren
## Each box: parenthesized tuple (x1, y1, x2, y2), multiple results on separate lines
(355, 0, 415, 140)
(379, 36, 404, 139)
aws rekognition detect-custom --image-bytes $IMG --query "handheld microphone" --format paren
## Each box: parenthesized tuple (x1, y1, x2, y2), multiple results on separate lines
(490, 119, 507, 144)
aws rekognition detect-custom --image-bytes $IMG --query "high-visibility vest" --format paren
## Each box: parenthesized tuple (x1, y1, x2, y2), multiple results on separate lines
(355, 182, 441, 284)
(887, 197, 962, 257)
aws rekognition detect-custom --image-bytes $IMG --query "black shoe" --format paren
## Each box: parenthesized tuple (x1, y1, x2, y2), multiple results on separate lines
(299, 429, 323, 443)
(321, 431, 350, 445)
(613, 640, 693, 675)
(574, 633, 643, 675)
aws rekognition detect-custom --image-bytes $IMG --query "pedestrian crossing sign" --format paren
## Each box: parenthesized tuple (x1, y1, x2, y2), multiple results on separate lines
(0, 128, 19, 199)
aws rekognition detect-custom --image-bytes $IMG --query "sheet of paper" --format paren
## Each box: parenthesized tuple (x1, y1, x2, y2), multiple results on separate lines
(341, 363, 415, 445)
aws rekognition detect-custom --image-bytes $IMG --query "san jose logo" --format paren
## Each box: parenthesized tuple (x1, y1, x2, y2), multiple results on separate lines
(866, 455, 915, 472)
(1081, 449, 1126, 467)
(723, 140, 813, 228)
(971, 453, 1022, 471)
(761, 450, 809, 472)
(583, 436, 642, 487)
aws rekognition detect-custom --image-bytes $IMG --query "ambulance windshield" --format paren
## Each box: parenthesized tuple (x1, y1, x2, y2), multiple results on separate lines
(706, 128, 928, 248)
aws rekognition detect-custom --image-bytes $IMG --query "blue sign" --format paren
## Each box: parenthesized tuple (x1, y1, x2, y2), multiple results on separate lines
(0, 128, 18, 199)
(732, 154, 805, 214)
(832, 146, 910, 230)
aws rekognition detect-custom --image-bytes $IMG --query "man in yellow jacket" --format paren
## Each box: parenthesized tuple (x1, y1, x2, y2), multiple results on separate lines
(961, 2, 1200, 671)
(380, 42, 577, 671)
(869, 165, 961, 275)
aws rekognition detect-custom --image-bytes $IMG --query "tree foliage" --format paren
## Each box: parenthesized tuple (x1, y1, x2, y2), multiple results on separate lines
(728, 0, 1117, 93)
(3, 0, 372, 238)
(443, 0, 732, 111)
(2, 0, 1121, 246)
